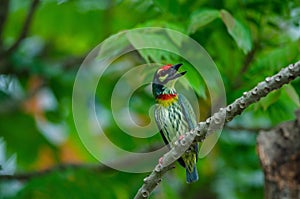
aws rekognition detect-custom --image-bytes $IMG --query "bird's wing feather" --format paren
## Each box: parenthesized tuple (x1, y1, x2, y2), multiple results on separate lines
(178, 94, 199, 160)
(178, 94, 197, 129)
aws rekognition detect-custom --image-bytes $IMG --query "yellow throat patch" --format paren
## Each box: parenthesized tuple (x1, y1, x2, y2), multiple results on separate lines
(156, 94, 178, 107)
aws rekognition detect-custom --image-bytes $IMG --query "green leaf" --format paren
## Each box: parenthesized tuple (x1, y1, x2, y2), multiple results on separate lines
(0, 112, 51, 168)
(15, 170, 115, 199)
(136, 20, 187, 47)
(127, 29, 180, 63)
(153, 0, 180, 16)
(255, 90, 281, 111)
(165, 24, 186, 47)
(181, 63, 207, 99)
(0, 138, 17, 175)
(188, 9, 220, 34)
(97, 31, 131, 60)
(267, 90, 298, 125)
(246, 42, 300, 86)
(220, 10, 252, 53)
(284, 84, 300, 108)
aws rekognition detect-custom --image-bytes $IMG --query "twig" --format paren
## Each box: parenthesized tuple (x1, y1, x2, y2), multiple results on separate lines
(2, 0, 39, 56)
(0, 163, 112, 181)
(234, 43, 258, 88)
(0, 0, 10, 48)
(0, 142, 164, 181)
(225, 125, 272, 132)
(134, 60, 300, 199)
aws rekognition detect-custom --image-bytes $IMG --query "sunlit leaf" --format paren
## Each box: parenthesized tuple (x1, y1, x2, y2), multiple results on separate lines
(181, 63, 207, 99)
(97, 31, 131, 60)
(246, 42, 300, 86)
(220, 10, 252, 53)
(127, 30, 180, 63)
(0, 138, 22, 198)
(255, 90, 281, 111)
(284, 84, 300, 108)
(0, 138, 17, 175)
(136, 20, 186, 46)
(153, 0, 180, 16)
(188, 9, 220, 34)
(267, 93, 298, 125)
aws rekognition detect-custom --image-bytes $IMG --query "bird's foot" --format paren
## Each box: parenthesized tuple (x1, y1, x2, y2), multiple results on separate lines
(158, 157, 163, 165)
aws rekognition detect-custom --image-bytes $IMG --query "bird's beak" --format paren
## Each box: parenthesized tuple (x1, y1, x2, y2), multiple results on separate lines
(169, 63, 186, 80)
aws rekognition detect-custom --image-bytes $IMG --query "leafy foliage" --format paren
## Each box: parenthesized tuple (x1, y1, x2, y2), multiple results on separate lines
(0, 0, 299, 199)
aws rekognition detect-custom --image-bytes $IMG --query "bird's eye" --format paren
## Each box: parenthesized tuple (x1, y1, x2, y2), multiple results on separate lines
(159, 70, 167, 76)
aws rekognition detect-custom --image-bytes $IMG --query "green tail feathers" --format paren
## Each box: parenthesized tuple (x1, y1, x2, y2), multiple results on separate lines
(186, 165, 199, 183)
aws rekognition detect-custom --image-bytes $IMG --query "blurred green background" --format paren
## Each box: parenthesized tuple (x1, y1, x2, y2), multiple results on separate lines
(0, 0, 300, 198)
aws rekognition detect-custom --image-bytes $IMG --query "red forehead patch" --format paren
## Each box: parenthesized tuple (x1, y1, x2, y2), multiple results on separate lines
(161, 64, 172, 70)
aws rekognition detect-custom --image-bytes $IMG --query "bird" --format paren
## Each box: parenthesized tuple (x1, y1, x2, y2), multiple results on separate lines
(152, 63, 199, 183)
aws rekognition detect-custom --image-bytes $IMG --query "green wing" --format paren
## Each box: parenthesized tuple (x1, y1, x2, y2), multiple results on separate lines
(178, 94, 197, 129)
(178, 94, 199, 162)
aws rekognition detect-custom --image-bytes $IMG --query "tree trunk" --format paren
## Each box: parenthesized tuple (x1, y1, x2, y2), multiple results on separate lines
(257, 110, 300, 199)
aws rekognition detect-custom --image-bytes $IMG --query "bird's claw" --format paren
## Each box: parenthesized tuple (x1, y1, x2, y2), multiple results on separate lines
(159, 157, 163, 165)
(179, 135, 185, 140)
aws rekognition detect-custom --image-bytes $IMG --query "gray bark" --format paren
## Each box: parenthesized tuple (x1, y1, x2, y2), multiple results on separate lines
(257, 110, 300, 199)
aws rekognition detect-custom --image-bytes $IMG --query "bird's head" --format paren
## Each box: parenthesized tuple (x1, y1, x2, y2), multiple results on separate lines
(152, 63, 186, 98)
(153, 63, 186, 86)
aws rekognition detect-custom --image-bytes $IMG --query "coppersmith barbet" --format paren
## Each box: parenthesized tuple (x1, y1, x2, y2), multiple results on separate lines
(152, 63, 199, 183)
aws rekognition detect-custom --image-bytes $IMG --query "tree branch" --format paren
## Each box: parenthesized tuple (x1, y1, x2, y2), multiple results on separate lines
(134, 60, 300, 199)
(0, 163, 113, 181)
(1, 0, 39, 57)
(0, 142, 164, 181)
(234, 43, 258, 88)
(225, 124, 272, 132)
(0, 0, 10, 48)
(257, 110, 300, 198)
